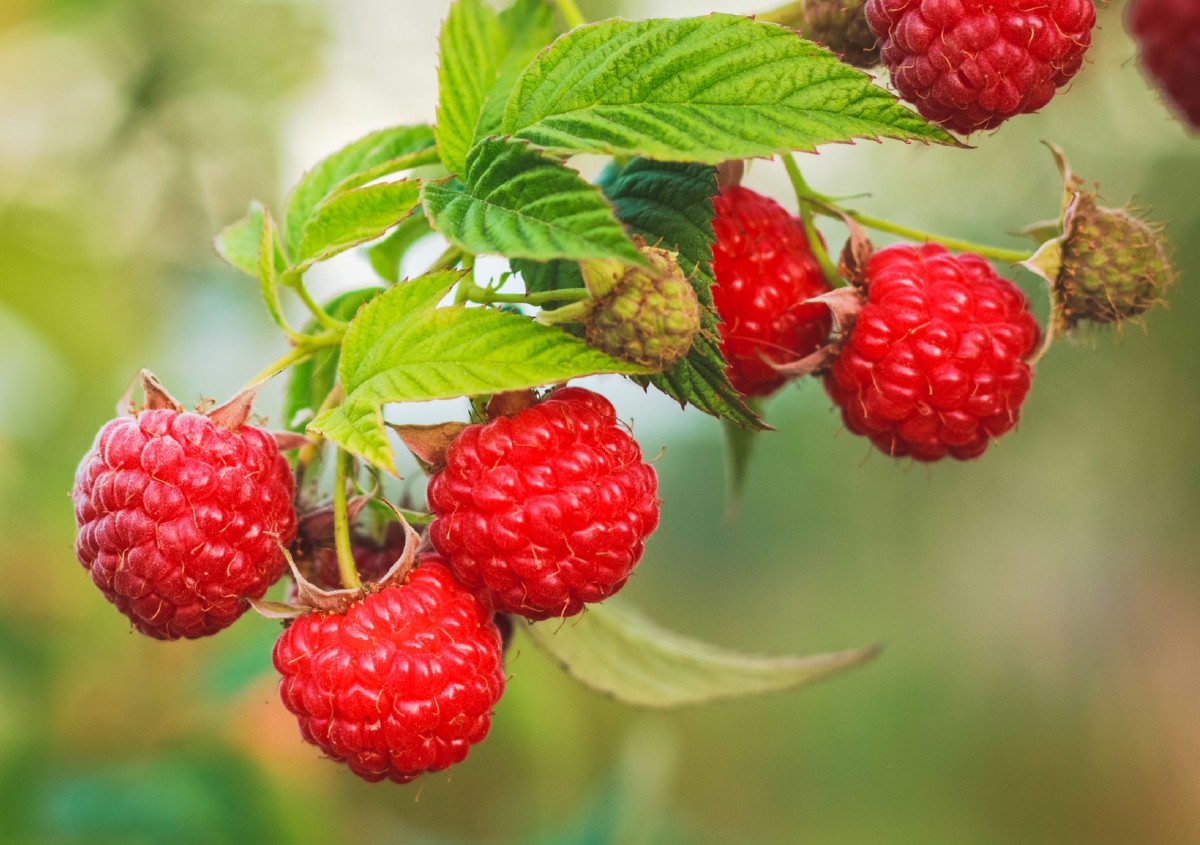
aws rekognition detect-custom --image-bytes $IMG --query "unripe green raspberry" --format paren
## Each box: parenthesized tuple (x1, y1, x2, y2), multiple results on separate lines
(583, 245, 701, 370)
(1021, 145, 1175, 334)
(1057, 195, 1172, 327)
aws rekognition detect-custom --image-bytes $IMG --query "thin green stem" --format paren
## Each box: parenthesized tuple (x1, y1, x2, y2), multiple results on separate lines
(782, 153, 843, 287)
(454, 254, 476, 305)
(292, 280, 350, 332)
(332, 449, 364, 591)
(238, 331, 344, 393)
(553, 0, 587, 28)
(822, 206, 1033, 265)
(466, 282, 591, 307)
(429, 245, 465, 273)
(757, 1, 807, 30)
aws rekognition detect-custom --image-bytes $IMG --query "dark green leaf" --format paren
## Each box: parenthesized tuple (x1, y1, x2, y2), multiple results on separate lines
(284, 124, 436, 258)
(422, 137, 642, 264)
(503, 14, 956, 162)
(602, 158, 764, 429)
(523, 597, 881, 708)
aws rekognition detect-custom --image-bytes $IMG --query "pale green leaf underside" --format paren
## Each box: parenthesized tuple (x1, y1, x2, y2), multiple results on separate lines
(503, 13, 955, 163)
(435, 0, 505, 176)
(422, 137, 642, 264)
(310, 272, 649, 470)
(523, 597, 882, 708)
(256, 209, 290, 335)
(214, 202, 265, 278)
(295, 180, 421, 267)
(284, 124, 436, 258)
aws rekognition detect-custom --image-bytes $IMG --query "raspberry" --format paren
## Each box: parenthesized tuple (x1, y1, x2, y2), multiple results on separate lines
(273, 558, 505, 784)
(582, 244, 701, 371)
(1128, 0, 1200, 129)
(825, 243, 1040, 461)
(865, 0, 1095, 135)
(710, 185, 833, 398)
(72, 408, 297, 639)
(426, 386, 659, 621)
(1056, 194, 1173, 327)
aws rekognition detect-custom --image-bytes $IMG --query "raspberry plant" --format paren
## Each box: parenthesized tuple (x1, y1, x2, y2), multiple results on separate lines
(70, 0, 1181, 785)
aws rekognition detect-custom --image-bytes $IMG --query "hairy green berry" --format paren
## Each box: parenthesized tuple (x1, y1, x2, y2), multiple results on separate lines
(1057, 195, 1172, 327)
(583, 245, 701, 371)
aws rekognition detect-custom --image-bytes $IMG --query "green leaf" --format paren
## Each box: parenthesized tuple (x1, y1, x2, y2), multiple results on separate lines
(523, 597, 881, 708)
(284, 124, 436, 258)
(256, 209, 291, 336)
(436, 0, 557, 176)
(294, 180, 422, 268)
(435, 0, 506, 176)
(367, 212, 433, 284)
(215, 201, 285, 278)
(282, 288, 381, 432)
(309, 272, 649, 471)
(503, 14, 955, 162)
(215, 203, 264, 278)
(478, 0, 556, 139)
(422, 137, 642, 264)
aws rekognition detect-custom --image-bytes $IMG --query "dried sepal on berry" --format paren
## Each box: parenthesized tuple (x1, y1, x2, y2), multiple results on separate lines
(1021, 145, 1175, 334)
(252, 504, 422, 618)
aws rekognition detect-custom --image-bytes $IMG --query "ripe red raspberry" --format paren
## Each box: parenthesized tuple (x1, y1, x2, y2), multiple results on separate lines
(72, 409, 297, 639)
(711, 185, 833, 398)
(825, 243, 1040, 461)
(865, 0, 1095, 135)
(1128, 0, 1200, 129)
(426, 387, 659, 621)
(273, 557, 505, 784)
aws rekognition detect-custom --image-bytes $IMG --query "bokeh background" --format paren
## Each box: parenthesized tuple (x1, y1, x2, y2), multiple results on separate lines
(2, 0, 1198, 842)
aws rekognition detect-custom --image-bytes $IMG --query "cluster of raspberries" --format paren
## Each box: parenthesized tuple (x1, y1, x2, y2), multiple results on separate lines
(72, 383, 659, 784)
(710, 184, 1040, 462)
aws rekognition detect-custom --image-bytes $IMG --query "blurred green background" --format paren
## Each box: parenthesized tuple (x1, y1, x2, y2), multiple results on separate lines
(2, 0, 1198, 842)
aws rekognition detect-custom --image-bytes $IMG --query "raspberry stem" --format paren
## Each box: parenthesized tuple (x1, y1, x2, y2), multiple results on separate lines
(782, 153, 844, 288)
(783, 156, 1034, 266)
(279, 270, 351, 333)
(467, 282, 590, 308)
(333, 449, 364, 591)
(553, 0, 587, 29)
(242, 331, 343, 390)
(826, 208, 1033, 266)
